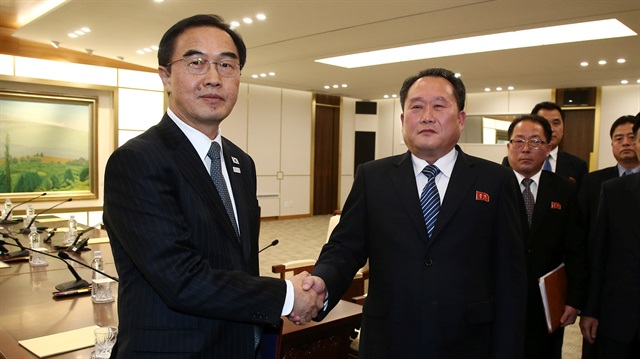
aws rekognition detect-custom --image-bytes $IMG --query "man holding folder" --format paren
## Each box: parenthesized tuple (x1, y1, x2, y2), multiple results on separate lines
(505, 114, 588, 359)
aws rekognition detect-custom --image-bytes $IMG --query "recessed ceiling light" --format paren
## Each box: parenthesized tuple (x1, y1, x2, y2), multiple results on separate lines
(74, 30, 85, 36)
(496, 87, 503, 91)
(484, 88, 491, 92)
(268, 72, 275, 76)
(621, 80, 628, 84)
(143, 48, 152, 53)
(136, 50, 145, 55)
(81, 27, 91, 33)
(384, 95, 390, 98)
(68, 33, 78, 38)
(230, 21, 240, 28)
(151, 45, 159, 51)
(598, 60, 607, 65)
(617, 58, 626, 63)
(580, 61, 589, 67)
(316, 19, 636, 68)
(324, 86, 331, 89)
(454, 73, 461, 78)
(391, 94, 398, 98)
(243, 17, 253, 24)
(637, 79, 640, 84)
(332, 85, 339, 88)
(508, 86, 515, 90)
(252, 74, 259, 78)
(256, 14, 267, 21)
(341, 84, 348, 88)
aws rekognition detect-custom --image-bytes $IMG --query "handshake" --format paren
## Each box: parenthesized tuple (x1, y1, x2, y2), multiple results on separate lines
(287, 271, 326, 325)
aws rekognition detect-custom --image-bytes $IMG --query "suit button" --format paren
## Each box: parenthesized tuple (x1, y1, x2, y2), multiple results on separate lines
(424, 258, 433, 266)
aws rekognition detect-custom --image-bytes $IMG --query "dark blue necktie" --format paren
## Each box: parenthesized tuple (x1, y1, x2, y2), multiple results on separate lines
(420, 165, 441, 238)
(207, 142, 240, 238)
(543, 156, 552, 172)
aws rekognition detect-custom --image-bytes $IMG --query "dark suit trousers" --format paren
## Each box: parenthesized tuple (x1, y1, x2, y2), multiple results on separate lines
(596, 331, 640, 359)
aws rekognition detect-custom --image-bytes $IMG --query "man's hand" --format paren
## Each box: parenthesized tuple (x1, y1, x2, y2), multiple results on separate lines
(559, 305, 579, 327)
(288, 271, 319, 325)
(302, 275, 327, 311)
(580, 316, 599, 344)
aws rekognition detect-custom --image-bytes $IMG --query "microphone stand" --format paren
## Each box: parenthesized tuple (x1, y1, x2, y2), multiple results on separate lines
(0, 238, 90, 291)
(19, 198, 72, 234)
(259, 239, 279, 253)
(1, 192, 47, 225)
(59, 251, 119, 282)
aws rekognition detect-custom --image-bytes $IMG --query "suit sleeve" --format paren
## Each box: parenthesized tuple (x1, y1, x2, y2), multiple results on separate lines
(563, 183, 588, 310)
(104, 145, 286, 325)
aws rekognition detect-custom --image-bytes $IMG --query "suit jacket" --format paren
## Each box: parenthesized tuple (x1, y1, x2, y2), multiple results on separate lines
(103, 114, 285, 359)
(578, 166, 618, 234)
(312, 146, 527, 359)
(583, 173, 640, 343)
(516, 171, 587, 357)
(502, 150, 588, 185)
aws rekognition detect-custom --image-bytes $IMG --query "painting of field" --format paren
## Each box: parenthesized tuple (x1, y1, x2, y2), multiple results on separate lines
(0, 91, 96, 198)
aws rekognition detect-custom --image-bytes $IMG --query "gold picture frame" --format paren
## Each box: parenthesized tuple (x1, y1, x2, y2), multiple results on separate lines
(0, 90, 98, 201)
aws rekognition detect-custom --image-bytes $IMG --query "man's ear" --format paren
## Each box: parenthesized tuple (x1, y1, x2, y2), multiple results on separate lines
(158, 66, 171, 94)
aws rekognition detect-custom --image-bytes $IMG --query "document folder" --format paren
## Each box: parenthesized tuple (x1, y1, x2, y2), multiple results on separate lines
(538, 262, 567, 333)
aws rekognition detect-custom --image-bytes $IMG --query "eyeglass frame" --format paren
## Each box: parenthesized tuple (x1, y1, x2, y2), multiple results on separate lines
(164, 55, 242, 77)
(508, 138, 548, 150)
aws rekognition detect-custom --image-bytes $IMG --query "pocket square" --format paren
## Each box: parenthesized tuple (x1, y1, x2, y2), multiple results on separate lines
(551, 201, 561, 209)
(475, 191, 490, 202)
(233, 167, 241, 173)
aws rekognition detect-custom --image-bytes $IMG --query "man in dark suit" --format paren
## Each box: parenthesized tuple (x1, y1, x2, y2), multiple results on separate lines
(300, 68, 527, 358)
(103, 15, 321, 359)
(580, 117, 640, 358)
(502, 101, 588, 185)
(578, 115, 639, 358)
(506, 115, 587, 359)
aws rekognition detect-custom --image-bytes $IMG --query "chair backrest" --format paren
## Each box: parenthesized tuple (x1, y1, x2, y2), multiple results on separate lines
(271, 259, 316, 280)
(325, 214, 340, 243)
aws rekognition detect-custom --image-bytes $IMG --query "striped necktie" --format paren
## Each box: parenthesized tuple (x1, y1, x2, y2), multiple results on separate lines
(420, 165, 441, 238)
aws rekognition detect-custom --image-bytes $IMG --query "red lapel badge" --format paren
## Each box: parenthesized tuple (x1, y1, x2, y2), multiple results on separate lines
(475, 191, 490, 202)
(551, 201, 562, 210)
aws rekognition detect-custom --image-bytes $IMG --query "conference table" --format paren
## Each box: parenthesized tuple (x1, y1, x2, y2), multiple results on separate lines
(0, 216, 362, 359)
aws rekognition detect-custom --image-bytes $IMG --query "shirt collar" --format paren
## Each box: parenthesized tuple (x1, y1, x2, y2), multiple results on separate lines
(167, 108, 222, 162)
(513, 168, 542, 186)
(549, 146, 558, 161)
(411, 147, 458, 179)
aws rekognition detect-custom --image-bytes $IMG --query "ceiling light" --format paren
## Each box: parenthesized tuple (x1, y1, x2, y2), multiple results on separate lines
(230, 21, 240, 28)
(50, 41, 60, 48)
(341, 84, 348, 88)
(260, 73, 267, 77)
(80, 27, 91, 33)
(598, 60, 607, 65)
(151, 45, 159, 51)
(243, 18, 253, 24)
(617, 58, 626, 63)
(74, 30, 85, 36)
(268, 72, 275, 76)
(637, 79, 640, 84)
(391, 94, 397, 98)
(508, 86, 515, 90)
(136, 50, 145, 55)
(580, 61, 589, 67)
(316, 19, 636, 68)
(621, 80, 628, 84)
(384, 95, 390, 98)
(484, 88, 491, 92)
(143, 48, 152, 53)
(324, 86, 331, 89)
(454, 73, 461, 78)
(496, 87, 503, 91)
(68, 33, 78, 38)
(256, 14, 267, 21)
(154, 0, 164, 3)
(332, 85, 339, 88)
(252, 74, 259, 78)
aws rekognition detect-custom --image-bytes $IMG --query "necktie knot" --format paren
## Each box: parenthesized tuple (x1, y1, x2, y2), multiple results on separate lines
(208, 141, 221, 161)
(522, 177, 532, 188)
(422, 165, 441, 179)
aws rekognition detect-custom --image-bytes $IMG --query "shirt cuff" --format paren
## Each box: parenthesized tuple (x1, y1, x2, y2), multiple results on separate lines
(281, 280, 294, 316)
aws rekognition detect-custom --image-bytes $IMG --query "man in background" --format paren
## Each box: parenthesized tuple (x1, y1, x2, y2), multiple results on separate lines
(578, 114, 639, 358)
(580, 116, 640, 358)
(301, 68, 526, 358)
(506, 114, 587, 359)
(503, 101, 588, 184)
(104, 14, 321, 358)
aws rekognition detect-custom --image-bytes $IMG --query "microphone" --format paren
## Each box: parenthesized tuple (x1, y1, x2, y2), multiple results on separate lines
(44, 228, 57, 243)
(259, 239, 279, 253)
(0, 238, 90, 291)
(1, 192, 47, 224)
(58, 251, 119, 283)
(20, 198, 72, 234)
(69, 221, 103, 248)
(0, 234, 28, 258)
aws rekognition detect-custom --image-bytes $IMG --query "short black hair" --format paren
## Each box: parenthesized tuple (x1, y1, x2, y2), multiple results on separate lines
(609, 115, 636, 138)
(507, 114, 553, 144)
(531, 101, 565, 121)
(399, 68, 465, 111)
(158, 14, 246, 70)
(633, 112, 640, 138)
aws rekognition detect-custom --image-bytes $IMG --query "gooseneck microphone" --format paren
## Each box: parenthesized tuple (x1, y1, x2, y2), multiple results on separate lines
(258, 239, 279, 253)
(1, 234, 28, 258)
(20, 198, 72, 233)
(69, 221, 103, 248)
(0, 238, 90, 291)
(1, 192, 47, 224)
(58, 251, 119, 283)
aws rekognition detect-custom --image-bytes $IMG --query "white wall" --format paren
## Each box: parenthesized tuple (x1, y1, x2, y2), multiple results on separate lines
(598, 85, 640, 169)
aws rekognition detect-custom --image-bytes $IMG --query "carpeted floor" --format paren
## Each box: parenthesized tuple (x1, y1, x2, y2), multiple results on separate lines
(258, 215, 583, 358)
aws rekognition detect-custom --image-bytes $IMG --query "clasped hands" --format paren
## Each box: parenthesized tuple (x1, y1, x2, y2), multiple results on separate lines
(287, 271, 326, 325)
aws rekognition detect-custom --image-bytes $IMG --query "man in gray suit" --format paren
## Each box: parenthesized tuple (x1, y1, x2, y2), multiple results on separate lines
(104, 14, 322, 359)
(302, 68, 527, 358)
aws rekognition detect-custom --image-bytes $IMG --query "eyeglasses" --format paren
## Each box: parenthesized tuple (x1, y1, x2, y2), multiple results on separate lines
(509, 138, 547, 150)
(166, 55, 241, 77)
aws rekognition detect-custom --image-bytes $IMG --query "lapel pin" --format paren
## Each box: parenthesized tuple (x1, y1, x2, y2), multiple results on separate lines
(233, 167, 241, 173)
(551, 201, 561, 210)
(232, 157, 239, 164)
(475, 191, 490, 202)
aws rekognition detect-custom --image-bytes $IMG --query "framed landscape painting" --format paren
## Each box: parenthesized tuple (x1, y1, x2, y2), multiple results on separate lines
(0, 90, 98, 201)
